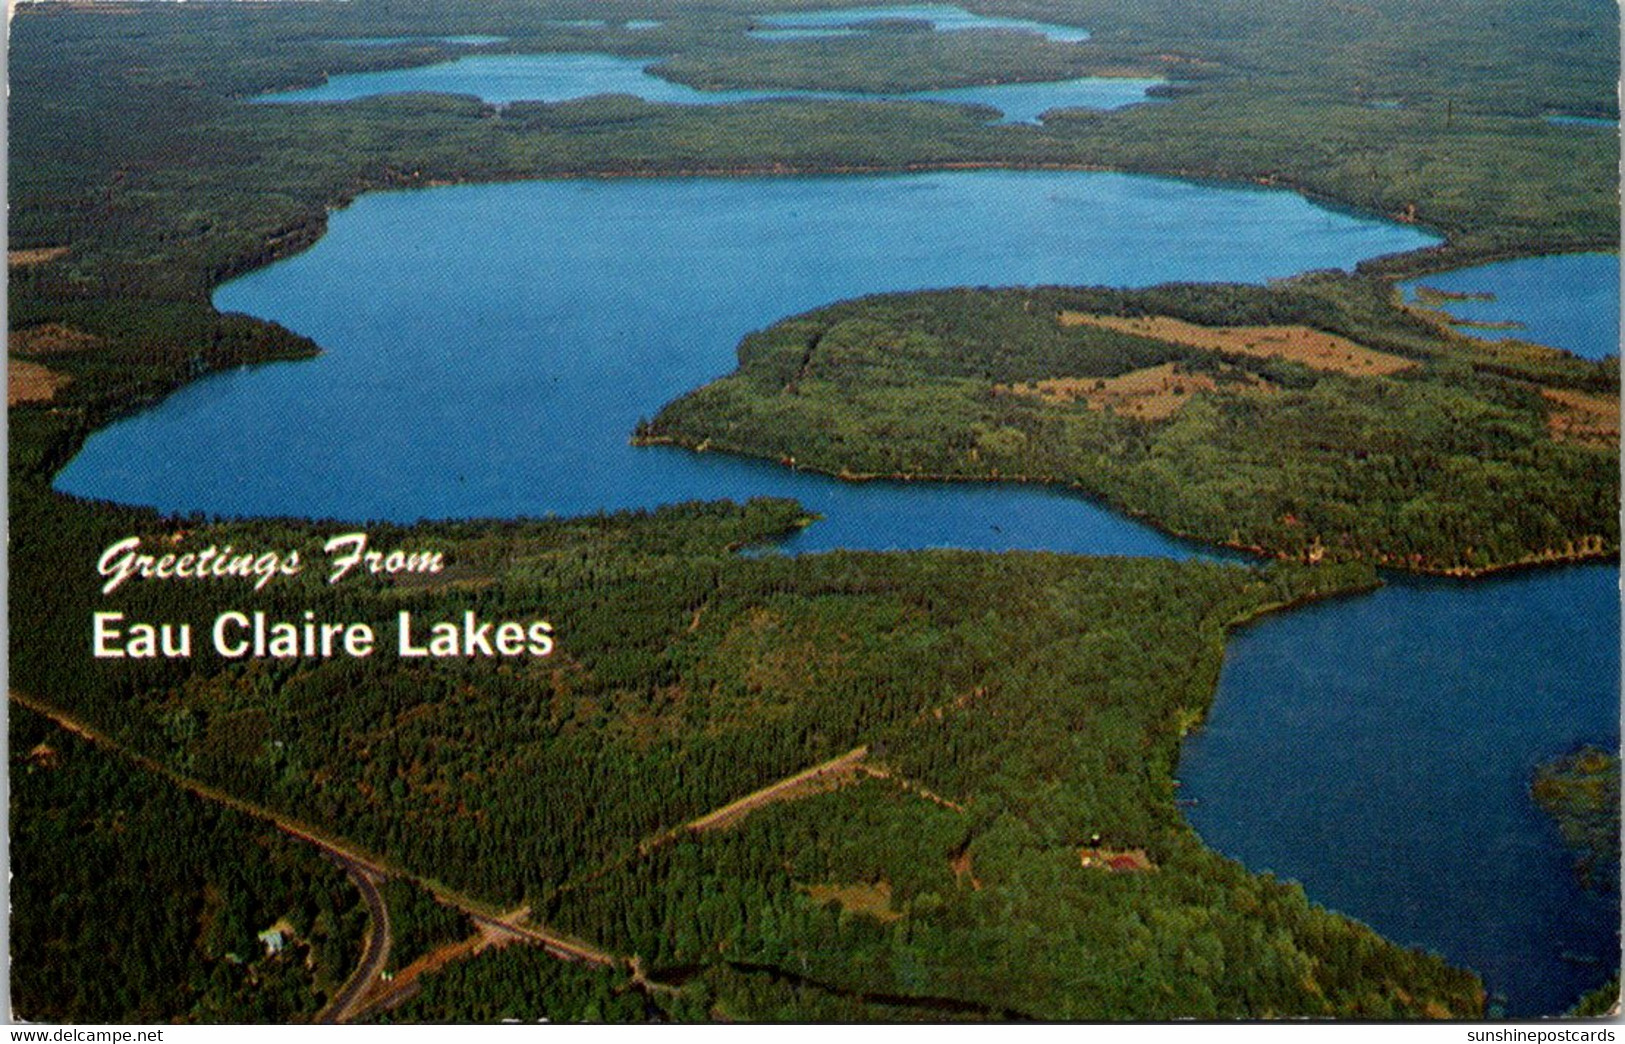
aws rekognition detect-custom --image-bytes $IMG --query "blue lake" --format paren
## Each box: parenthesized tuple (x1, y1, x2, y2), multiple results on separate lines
(53, 166, 1616, 1016)
(1401, 253, 1620, 359)
(339, 35, 507, 48)
(1545, 114, 1618, 129)
(752, 4, 1092, 42)
(258, 52, 1160, 124)
(58, 170, 1435, 528)
(1181, 564, 1620, 1016)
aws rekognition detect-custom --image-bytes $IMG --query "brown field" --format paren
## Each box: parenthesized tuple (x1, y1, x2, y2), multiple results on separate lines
(950, 847, 982, 890)
(9, 359, 72, 405)
(802, 881, 902, 922)
(7, 246, 68, 268)
(1077, 847, 1157, 873)
(1542, 387, 1620, 447)
(10, 322, 101, 357)
(997, 361, 1265, 421)
(1059, 312, 1416, 376)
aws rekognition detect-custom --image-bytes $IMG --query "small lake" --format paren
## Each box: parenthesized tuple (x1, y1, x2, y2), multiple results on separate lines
(258, 52, 1160, 124)
(1401, 253, 1620, 359)
(750, 4, 1092, 42)
(1181, 564, 1620, 1016)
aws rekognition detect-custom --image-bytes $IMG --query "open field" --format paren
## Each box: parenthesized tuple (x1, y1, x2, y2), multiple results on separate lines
(1058, 313, 1417, 376)
(9, 359, 71, 405)
(998, 361, 1254, 420)
(10, 322, 101, 357)
(1542, 387, 1621, 447)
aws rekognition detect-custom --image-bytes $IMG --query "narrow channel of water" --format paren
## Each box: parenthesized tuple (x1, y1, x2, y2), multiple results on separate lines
(750, 4, 1093, 42)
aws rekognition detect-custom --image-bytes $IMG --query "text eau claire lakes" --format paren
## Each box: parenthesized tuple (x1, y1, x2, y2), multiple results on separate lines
(90, 532, 555, 661)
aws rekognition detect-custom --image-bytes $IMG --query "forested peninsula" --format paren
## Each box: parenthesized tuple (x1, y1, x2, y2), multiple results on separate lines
(640, 275, 1618, 573)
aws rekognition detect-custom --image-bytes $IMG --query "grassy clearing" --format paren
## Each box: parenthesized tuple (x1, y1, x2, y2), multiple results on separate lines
(9, 359, 72, 405)
(1058, 313, 1417, 376)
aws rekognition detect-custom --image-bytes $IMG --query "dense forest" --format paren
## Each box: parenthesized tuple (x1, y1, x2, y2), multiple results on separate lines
(8, 0, 1616, 1024)
(11, 486, 1488, 1019)
(10, 707, 368, 1022)
(642, 275, 1618, 572)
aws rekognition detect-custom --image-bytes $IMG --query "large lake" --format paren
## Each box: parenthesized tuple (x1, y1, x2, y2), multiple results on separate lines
(58, 170, 1434, 534)
(54, 168, 1617, 1015)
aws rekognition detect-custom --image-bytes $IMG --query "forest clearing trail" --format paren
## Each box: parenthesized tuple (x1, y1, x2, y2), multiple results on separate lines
(855, 764, 967, 813)
(678, 744, 871, 837)
(546, 744, 873, 907)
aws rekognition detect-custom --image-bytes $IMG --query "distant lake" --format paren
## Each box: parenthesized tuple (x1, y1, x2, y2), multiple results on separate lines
(257, 52, 1160, 124)
(751, 4, 1092, 43)
(1402, 253, 1619, 359)
(58, 170, 1436, 527)
(338, 35, 507, 47)
(747, 27, 866, 40)
(1545, 114, 1617, 129)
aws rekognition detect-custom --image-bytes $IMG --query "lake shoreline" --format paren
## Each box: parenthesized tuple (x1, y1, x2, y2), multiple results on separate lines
(632, 431, 1617, 579)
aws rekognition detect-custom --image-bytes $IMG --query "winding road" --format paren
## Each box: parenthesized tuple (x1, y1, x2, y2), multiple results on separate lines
(316, 861, 391, 1024)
